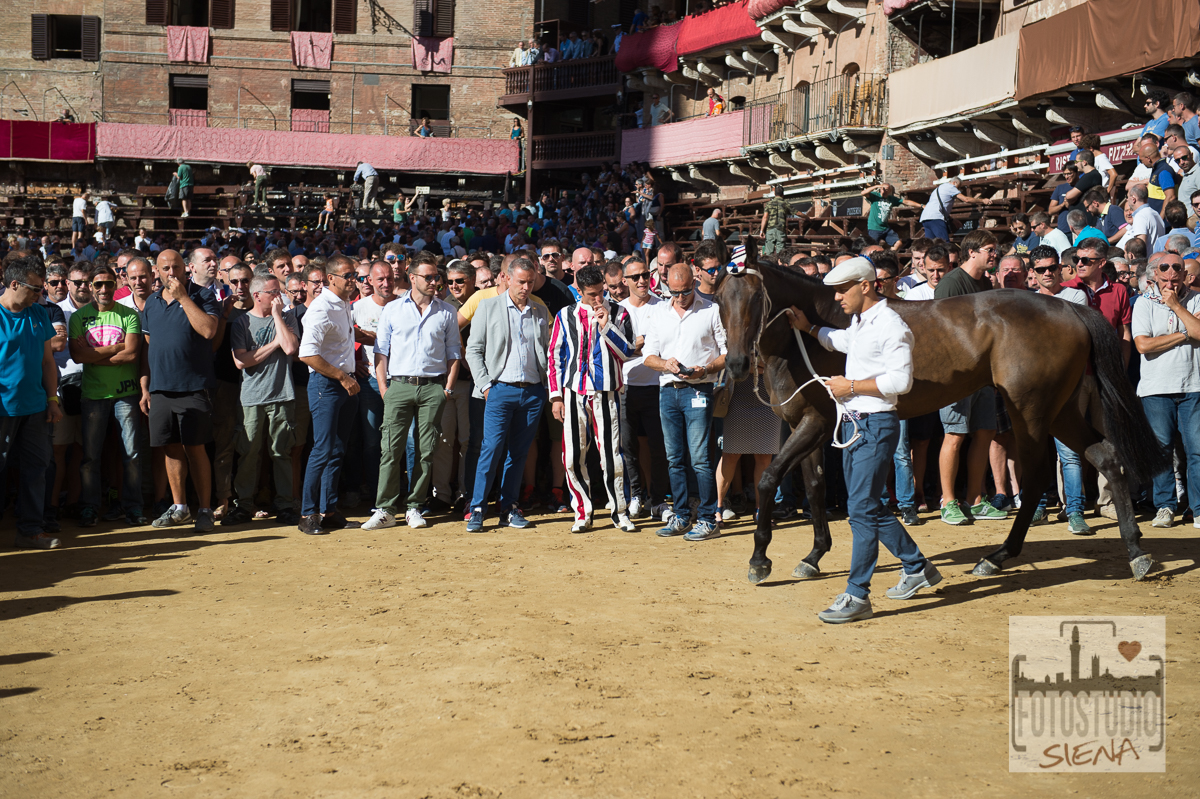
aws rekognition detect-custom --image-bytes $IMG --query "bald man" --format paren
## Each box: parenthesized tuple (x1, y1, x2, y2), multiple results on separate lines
(142, 249, 221, 532)
(1139, 141, 1177, 214)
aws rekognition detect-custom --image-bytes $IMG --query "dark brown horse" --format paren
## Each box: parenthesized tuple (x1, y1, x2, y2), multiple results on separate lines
(715, 241, 1167, 583)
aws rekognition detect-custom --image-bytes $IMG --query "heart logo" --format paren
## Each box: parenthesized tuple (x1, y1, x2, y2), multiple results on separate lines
(1118, 641, 1141, 662)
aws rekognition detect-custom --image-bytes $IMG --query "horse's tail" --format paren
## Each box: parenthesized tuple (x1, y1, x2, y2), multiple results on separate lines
(1068, 302, 1168, 485)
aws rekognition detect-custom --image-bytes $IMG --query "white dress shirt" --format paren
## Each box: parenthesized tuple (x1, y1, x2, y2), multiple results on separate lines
(298, 289, 355, 374)
(642, 294, 727, 386)
(375, 294, 460, 377)
(814, 299, 913, 413)
(619, 295, 662, 386)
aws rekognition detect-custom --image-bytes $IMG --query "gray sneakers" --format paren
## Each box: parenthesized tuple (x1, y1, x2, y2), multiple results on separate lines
(656, 514, 691, 537)
(152, 506, 193, 528)
(683, 520, 720, 541)
(885, 562, 943, 600)
(817, 593, 873, 624)
(1151, 507, 1174, 528)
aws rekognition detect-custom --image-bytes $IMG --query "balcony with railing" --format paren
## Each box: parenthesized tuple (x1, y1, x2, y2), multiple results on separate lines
(743, 73, 887, 149)
(530, 130, 621, 170)
(499, 56, 622, 110)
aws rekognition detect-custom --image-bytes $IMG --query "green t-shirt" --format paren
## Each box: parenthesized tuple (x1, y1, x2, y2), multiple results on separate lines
(177, 163, 193, 189)
(68, 303, 142, 400)
(866, 191, 899, 232)
(933, 266, 992, 299)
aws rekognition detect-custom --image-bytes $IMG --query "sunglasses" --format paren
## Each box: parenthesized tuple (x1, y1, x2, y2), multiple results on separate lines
(670, 287, 694, 297)
(625, 272, 651, 282)
(229, 278, 251, 285)
(412, 272, 440, 283)
(46, 279, 64, 287)
(1161, 262, 1186, 273)
(92, 280, 116, 289)
(68, 279, 89, 287)
(1032, 266, 1057, 274)
(385, 255, 398, 262)
(13, 279, 44, 293)
(1076, 256, 1105, 265)
(356, 276, 371, 283)
(447, 278, 468, 286)
(540, 252, 561, 259)
(698, 265, 721, 276)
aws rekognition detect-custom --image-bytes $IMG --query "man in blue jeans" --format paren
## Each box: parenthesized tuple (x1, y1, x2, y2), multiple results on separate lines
(642, 264, 727, 542)
(1132, 251, 1200, 529)
(464, 256, 550, 532)
(297, 255, 361, 535)
(0, 255, 63, 549)
(788, 257, 941, 624)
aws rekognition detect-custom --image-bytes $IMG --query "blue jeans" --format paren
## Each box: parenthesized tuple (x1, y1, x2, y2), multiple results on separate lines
(660, 383, 718, 524)
(80, 396, 146, 513)
(302, 374, 360, 517)
(1142, 393, 1200, 514)
(1036, 439, 1086, 515)
(470, 382, 545, 514)
(0, 412, 52, 536)
(842, 413, 927, 599)
(889, 418, 916, 510)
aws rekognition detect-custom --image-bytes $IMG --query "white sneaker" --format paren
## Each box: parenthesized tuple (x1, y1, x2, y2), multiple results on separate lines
(406, 508, 428, 528)
(360, 508, 395, 530)
(720, 507, 738, 521)
(1151, 507, 1174, 528)
(180, 212, 189, 218)
(615, 513, 636, 532)
(628, 496, 643, 518)
(571, 517, 593, 533)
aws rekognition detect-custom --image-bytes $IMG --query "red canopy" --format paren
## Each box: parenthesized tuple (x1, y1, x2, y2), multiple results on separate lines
(676, 1, 762, 57)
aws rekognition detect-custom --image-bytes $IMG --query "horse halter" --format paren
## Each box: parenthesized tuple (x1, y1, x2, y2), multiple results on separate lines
(726, 267, 861, 449)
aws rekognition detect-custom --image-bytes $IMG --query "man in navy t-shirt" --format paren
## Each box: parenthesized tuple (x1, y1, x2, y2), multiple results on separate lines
(0, 255, 62, 549)
(142, 249, 221, 532)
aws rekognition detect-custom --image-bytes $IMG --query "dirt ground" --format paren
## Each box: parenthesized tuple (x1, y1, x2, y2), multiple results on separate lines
(1, 504, 1197, 798)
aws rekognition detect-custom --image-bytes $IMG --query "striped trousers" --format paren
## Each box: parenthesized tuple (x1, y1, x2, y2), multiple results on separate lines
(562, 389, 629, 523)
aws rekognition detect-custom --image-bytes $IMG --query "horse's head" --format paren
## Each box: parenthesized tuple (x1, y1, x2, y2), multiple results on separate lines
(715, 236, 768, 382)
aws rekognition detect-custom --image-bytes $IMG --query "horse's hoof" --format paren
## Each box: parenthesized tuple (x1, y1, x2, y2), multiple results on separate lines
(971, 558, 1001, 577)
(792, 561, 820, 579)
(1131, 554, 1155, 581)
(748, 563, 772, 584)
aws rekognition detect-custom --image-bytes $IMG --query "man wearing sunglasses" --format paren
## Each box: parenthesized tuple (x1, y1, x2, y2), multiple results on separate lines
(691, 240, 722, 301)
(1133, 251, 1200, 530)
(70, 264, 146, 528)
(351, 261, 399, 507)
(0, 255, 63, 549)
(430, 262, 477, 511)
(643, 263, 727, 541)
(619, 257, 667, 519)
(210, 263, 254, 523)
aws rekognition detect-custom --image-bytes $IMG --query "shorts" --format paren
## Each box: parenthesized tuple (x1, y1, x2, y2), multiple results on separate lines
(867, 227, 899, 247)
(293, 385, 311, 449)
(908, 411, 942, 441)
(995, 390, 1012, 435)
(52, 412, 83, 446)
(149, 390, 214, 447)
(71, 216, 86, 233)
(180, 185, 194, 200)
(921, 219, 950, 243)
(939, 387, 997, 435)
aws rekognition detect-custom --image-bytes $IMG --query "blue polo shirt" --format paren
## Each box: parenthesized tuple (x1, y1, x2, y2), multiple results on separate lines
(0, 301, 54, 417)
(1073, 226, 1108, 245)
(143, 283, 221, 394)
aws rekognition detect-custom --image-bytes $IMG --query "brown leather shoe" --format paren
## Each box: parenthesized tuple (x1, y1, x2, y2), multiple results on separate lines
(15, 532, 61, 550)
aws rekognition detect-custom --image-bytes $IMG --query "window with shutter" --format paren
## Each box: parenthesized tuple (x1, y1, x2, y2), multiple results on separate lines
(31, 14, 49, 60)
(145, 0, 169, 26)
(413, 0, 434, 37)
(81, 16, 101, 61)
(333, 0, 356, 34)
(432, 0, 453, 38)
(270, 0, 292, 31)
(210, 0, 235, 29)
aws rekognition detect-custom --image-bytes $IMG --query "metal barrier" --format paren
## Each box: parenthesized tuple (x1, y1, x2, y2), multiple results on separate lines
(743, 73, 887, 148)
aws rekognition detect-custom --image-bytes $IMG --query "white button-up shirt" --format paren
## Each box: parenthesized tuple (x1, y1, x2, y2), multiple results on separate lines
(642, 294, 727, 386)
(814, 299, 913, 413)
(375, 293, 460, 378)
(298, 290, 355, 374)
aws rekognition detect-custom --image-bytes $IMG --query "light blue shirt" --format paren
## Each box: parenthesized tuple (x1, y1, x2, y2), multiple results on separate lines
(496, 292, 541, 384)
(375, 294, 460, 377)
(353, 163, 378, 181)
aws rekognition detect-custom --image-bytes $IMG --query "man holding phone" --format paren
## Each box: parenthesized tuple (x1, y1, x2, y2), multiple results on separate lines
(643, 264, 727, 541)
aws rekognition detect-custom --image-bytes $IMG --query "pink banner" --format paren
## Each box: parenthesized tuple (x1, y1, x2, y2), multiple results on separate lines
(412, 36, 454, 74)
(291, 108, 331, 133)
(169, 109, 208, 127)
(167, 26, 209, 63)
(291, 31, 333, 69)
(95, 123, 518, 175)
(0, 121, 95, 162)
(614, 22, 681, 73)
(676, 1, 761, 57)
(621, 111, 745, 168)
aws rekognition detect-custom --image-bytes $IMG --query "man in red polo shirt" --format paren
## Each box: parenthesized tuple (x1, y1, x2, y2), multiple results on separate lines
(1063, 235, 1131, 520)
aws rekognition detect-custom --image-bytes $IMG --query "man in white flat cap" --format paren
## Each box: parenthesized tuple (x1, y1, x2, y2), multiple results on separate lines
(787, 257, 942, 624)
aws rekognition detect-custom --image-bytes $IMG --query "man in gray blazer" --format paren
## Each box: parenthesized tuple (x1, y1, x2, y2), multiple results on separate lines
(465, 255, 550, 532)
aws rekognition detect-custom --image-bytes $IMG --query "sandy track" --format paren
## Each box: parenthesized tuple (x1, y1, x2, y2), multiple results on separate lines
(1, 507, 1196, 797)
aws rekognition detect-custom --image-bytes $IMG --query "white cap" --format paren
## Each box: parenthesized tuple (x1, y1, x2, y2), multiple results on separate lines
(823, 256, 875, 287)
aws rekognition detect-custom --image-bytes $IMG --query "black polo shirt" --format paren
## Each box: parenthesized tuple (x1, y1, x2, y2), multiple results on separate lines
(143, 283, 221, 393)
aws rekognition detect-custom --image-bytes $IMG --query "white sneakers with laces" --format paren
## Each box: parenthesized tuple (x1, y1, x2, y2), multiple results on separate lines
(406, 508, 428, 528)
(360, 509, 395, 530)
